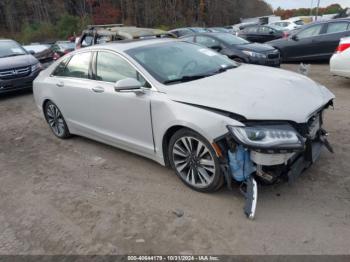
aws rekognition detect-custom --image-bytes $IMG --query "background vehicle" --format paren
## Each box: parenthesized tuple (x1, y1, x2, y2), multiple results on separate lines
(168, 27, 208, 37)
(0, 39, 41, 94)
(23, 43, 53, 64)
(206, 27, 231, 33)
(181, 32, 280, 66)
(51, 41, 75, 60)
(270, 18, 304, 31)
(237, 24, 287, 43)
(77, 24, 172, 49)
(330, 37, 350, 77)
(267, 18, 350, 62)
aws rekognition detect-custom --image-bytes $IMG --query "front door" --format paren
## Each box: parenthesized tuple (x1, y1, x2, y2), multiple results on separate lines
(86, 51, 155, 155)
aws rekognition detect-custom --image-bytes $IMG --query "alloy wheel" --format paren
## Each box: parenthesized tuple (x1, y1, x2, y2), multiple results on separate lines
(172, 136, 216, 188)
(46, 103, 66, 137)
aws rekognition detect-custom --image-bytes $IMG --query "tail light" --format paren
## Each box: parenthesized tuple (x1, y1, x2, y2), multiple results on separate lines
(336, 42, 350, 53)
(283, 31, 289, 38)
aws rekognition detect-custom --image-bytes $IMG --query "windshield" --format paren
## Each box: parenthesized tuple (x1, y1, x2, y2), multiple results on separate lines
(215, 33, 249, 45)
(126, 41, 237, 85)
(23, 44, 50, 53)
(58, 42, 75, 50)
(0, 40, 27, 58)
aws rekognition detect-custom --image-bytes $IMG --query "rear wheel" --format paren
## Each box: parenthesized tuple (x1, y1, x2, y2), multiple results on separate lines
(44, 101, 71, 139)
(168, 129, 224, 192)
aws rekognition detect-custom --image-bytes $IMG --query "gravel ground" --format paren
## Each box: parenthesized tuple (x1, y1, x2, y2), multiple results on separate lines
(0, 64, 349, 255)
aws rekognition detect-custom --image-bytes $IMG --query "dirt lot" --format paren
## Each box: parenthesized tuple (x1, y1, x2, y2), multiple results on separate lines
(0, 64, 349, 255)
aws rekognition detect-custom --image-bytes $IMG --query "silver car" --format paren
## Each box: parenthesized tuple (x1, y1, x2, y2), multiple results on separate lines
(33, 39, 334, 218)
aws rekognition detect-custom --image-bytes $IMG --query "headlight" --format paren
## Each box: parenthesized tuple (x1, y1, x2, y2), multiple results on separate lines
(227, 125, 304, 150)
(31, 63, 42, 72)
(242, 50, 266, 59)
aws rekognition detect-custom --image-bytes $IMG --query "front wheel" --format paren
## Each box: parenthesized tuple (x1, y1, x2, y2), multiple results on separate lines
(168, 129, 224, 192)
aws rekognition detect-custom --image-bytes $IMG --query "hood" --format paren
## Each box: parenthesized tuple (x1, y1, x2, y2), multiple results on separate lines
(0, 54, 38, 70)
(235, 43, 276, 53)
(164, 65, 335, 123)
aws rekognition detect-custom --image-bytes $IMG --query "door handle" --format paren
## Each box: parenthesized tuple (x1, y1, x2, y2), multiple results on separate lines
(56, 81, 64, 87)
(92, 86, 105, 93)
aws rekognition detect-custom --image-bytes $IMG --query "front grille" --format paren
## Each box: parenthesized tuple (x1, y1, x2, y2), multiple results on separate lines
(0, 66, 31, 80)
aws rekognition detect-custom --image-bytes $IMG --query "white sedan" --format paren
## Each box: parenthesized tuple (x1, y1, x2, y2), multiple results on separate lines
(33, 39, 334, 218)
(330, 37, 350, 78)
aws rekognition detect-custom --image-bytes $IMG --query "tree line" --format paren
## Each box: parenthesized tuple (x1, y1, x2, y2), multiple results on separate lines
(0, 0, 272, 43)
(274, 4, 343, 20)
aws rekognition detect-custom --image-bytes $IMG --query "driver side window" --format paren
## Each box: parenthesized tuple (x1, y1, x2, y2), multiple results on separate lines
(297, 24, 323, 39)
(96, 52, 149, 87)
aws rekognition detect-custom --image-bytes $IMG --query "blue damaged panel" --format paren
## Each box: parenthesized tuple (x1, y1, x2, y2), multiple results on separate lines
(228, 145, 256, 182)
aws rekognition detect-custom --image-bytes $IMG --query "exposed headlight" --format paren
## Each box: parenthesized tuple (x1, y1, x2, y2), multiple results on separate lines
(227, 125, 304, 150)
(31, 63, 42, 72)
(242, 50, 266, 59)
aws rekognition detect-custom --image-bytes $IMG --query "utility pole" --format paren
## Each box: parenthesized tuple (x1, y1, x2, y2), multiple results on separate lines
(309, 0, 314, 16)
(315, 0, 321, 21)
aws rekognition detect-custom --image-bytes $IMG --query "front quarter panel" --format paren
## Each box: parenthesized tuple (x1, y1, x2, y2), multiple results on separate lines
(151, 92, 244, 165)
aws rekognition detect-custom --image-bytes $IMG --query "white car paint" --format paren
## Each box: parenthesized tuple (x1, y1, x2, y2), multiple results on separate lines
(270, 19, 304, 31)
(330, 37, 350, 78)
(33, 39, 334, 167)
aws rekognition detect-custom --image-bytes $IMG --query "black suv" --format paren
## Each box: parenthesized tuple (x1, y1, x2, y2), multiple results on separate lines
(0, 39, 42, 94)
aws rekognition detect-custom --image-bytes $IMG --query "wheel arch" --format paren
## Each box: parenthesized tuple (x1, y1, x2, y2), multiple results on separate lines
(161, 125, 213, 167)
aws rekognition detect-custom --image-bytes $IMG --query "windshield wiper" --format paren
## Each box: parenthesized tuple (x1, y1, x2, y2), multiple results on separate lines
(163, 65, 236, 85)
(164, 73, 213, 84)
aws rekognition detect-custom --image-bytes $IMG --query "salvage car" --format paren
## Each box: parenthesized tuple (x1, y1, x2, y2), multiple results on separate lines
(0, 39, 42, 94)
(267, 18, 350, 62)
(33, 39, 335, 218)
(77, 24, 172, 49)
(181, 32, 280, 66)
(330, 37, 350, 78)
(237, 24, 287, 43)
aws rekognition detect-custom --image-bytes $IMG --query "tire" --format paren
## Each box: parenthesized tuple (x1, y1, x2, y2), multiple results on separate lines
(168, 128, 224, 193)
(232, 57, 244, 63)
(44, 101, 71, 139)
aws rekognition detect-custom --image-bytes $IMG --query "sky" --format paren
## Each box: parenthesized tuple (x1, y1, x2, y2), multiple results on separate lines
(264, 0, 350, 9)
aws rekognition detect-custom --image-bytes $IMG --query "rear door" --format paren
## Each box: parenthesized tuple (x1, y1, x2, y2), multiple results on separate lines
(49, 51, 97, 130)
(320, 21, 350, 58)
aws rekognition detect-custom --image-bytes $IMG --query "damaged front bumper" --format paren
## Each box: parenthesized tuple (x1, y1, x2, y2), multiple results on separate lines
(219, 109, 334, 220)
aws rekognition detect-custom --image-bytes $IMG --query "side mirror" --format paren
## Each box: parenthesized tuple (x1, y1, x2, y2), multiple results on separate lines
(291, 35, 299, 41)
(114, 78, 142, 92)
(211, 45, 222, 51)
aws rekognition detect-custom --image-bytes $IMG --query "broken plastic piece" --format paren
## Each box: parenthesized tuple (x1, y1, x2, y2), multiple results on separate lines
(228, 145, 256, 182)
(242, 176, 258, 220)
